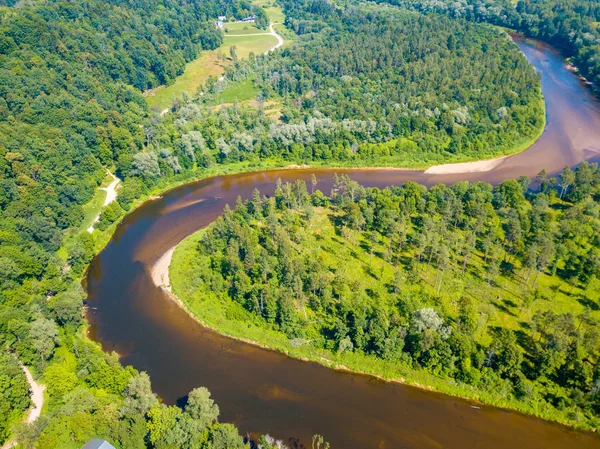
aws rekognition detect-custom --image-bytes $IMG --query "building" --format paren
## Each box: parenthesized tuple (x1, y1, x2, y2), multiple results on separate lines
(215, 20, 224, 29)
(218, 15, 226, 21)
(241, 16, 256, 23)
(81, 440, 116, 449)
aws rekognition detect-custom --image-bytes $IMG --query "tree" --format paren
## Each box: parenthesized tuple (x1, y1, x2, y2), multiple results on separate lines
(131, 151, 160, 179)
(50, 288, 84, 327)
(229, 45, 238, 62)
(494, 180, 526, 210)
(560, 165, 575, 199)
(492, 329, 523, 379)
(457, 296, 477, 335)
(122, 372, 157, 415)
(208, 423, 244, 449)
(29, 318, 58, 367)
(185, 387, 220, 429)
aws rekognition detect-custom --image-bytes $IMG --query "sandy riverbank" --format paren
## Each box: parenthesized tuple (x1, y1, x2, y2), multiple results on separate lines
(423, 155, 509, 174)
(151, 246, 176, 292)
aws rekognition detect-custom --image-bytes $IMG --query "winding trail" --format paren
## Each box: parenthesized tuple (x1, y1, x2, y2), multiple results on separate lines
(224, 22, 284, 54)
(21, 365, 44, 424)
(266, 23, 285, 53)
(87, 171, 121, 233)
(1, 365, 45, 449)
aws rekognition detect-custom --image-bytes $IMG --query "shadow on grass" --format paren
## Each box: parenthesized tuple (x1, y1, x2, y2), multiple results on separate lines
(576, 295, 600, 311)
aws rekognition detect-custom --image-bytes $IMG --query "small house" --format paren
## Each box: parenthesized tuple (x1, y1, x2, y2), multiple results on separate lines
(81, 440, 116, 449)
(241, 16, 256, 23)
(215, 20, 224, 29)
(218, 15, 226, 21)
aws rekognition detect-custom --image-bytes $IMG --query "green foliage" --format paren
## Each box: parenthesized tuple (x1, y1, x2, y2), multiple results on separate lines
(96, 202, 125, 232)
(174, 165, 600, 429)
(0, 0, 592, 443)
(142, 0, 544, 178)
(381, 0, 600, 91)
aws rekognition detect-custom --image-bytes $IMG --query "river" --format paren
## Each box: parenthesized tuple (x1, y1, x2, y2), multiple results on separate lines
(85, 36, 600, 448)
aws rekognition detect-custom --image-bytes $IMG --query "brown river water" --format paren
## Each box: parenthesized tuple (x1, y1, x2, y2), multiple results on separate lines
(86, 36, 600, 448)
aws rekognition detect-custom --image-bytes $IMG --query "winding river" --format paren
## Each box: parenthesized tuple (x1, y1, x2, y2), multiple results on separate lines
(86, 36, 600, 448)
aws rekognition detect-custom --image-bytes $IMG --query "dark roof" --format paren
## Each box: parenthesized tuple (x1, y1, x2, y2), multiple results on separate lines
(81, 440, 116, 449)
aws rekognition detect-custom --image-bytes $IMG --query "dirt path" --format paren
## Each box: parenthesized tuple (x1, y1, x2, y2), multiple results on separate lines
(1, 365, 45, 449)
(87, 171, 121, 233)
(266, 23, 284, 53)
(225, 23, 284, 54)
(21, 365, 44, 424)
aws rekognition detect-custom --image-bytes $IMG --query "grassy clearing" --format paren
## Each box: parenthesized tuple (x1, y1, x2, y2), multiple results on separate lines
(146, 51, 225, 111)
(222, 34, 278, 57)
(224, 22, 269, 34)
(214, 77, 260, 103)
(254, 0, 286, 23)
(147, 34, 277, 111)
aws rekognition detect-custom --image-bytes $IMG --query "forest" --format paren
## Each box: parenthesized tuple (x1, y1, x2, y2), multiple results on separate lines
(172, 164, 600, 429)
(0, 0, 280, 447)
(145, 1, 544, 173)
(381, 0, 600, 90)
(0, 0, 598, 445)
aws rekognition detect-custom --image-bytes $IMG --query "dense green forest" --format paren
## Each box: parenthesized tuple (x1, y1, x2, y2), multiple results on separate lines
(150, 1, 544, 169)
(380, 0, 600, 89)
(0, 0, 277, 447)
(0, 0, 593, 444)
(172, 164, 600, 428)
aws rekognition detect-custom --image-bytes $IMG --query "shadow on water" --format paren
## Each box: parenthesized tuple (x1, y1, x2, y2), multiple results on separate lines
(85, 36, 600, 449)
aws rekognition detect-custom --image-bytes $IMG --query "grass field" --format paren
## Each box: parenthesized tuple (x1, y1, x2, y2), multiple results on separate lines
(214, 77, 260, 103)
(224, 22, 269, 34)
(146, 33, 277, 111)
(146, 51, 225, 111)
(254, 0, 286, 22)
(222, 34, 278, 57)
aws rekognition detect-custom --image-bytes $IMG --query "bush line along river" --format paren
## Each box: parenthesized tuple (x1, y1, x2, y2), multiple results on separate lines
(85, 36, 600, 448)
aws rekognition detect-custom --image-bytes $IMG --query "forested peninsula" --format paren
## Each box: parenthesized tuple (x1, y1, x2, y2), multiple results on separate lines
(1, 0, 599, 446)
(172, 167, 600, 429)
